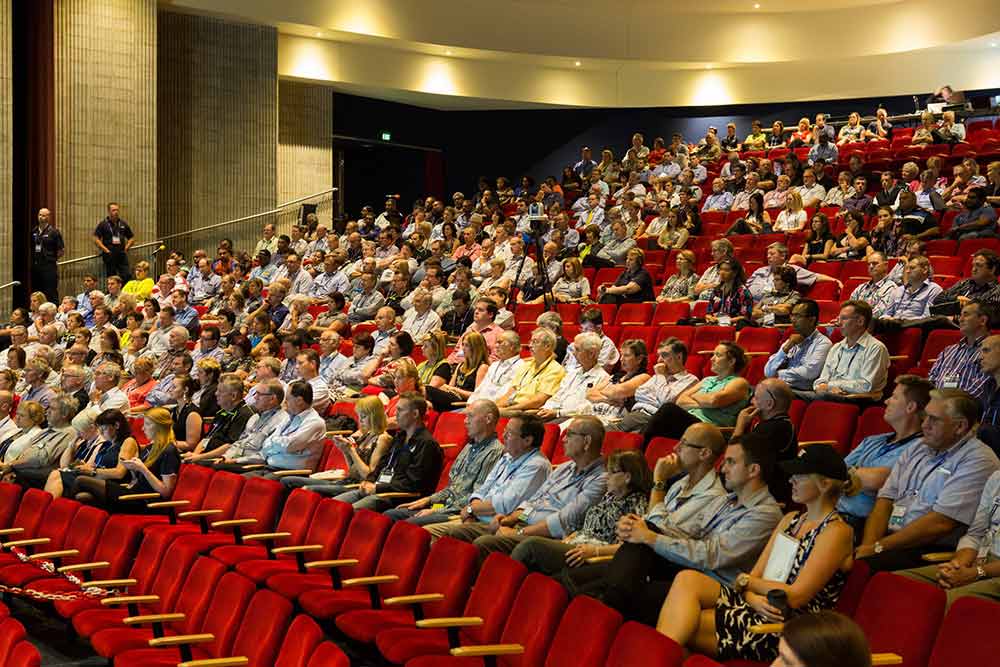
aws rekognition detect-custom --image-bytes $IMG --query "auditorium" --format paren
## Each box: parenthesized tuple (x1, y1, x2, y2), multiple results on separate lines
(0, 0, 1000, 665)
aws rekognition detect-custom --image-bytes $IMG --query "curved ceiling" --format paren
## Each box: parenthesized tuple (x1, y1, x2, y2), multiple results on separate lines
(164, 0, 1000, 108)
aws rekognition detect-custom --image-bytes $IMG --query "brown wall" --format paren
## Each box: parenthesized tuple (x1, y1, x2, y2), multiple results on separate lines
(0, 0, 13, 312)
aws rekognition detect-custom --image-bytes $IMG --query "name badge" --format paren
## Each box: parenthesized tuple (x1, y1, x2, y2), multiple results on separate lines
(763, 532, 799, 584)
(377, 469, 394, 485)
(763, 312, 776, 326)
(889, 501, 908, 531)
(519, 507, 533, 519)
(941, 374, 959, 390)
(717, 315, 732, 326)
(35, 243, 42, 253)
(111, 235, 121, 245)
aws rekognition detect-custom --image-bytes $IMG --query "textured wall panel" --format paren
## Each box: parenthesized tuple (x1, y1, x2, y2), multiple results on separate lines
(54, 0, 157, 287)
(158, 11, 277, 260)
(0, 0, 11, 313)
(278, 79, 333, 229)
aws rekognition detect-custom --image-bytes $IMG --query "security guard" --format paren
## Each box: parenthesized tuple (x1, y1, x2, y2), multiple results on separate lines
(31, 208, 64, 302)
(93, 201, 134, 281)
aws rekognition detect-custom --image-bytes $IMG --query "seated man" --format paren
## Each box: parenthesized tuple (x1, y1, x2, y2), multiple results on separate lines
(839, 375, 932, 535)
(496, 328, 565, 415)
(240, 380, 327, 477)
(295, 349, 331, 415)
(929, 300, 993, 399)
(563, 308, 620, 373)
(857, 388, 1000, 571)
(800, 300, 889, 403)
(335, 392, 443, 511)
(469, 331, 524, 403)
(400, 289, 442, 342)
(948, 188, 997, 240)
(602, 429, 781, 625)
(425, 414, 551, 542)
(746, 243, 838, 303)
(763, 299, 833, 391)
(877, 255, 942, 326)
(931, 249, 1000, 314)
(610, 337, 697, 434)
(207, 380, 290, 469)
(537, 333, 611, 422)
(729, 378, 798, 504)
(849, 253, 898, 319)
(470, 416, 607, 558)
(179, 373, 253, 457)
(751, 266, 799, 326)
(385, 399, 504, 525)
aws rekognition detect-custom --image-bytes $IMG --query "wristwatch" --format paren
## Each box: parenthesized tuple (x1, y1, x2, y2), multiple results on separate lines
(652, 480, 667, 492)
(977, 565, 987, 580)
(873, 541, 884, 554)
(735, 573, 751, 592)
(465, 504, 476, 519)
(516, 527, 525, 536)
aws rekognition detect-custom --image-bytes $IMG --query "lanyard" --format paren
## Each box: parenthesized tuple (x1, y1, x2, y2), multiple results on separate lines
(901, 448, 953, 497)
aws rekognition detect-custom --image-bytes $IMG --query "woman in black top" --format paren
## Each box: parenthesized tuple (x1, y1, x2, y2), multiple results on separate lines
(169, 375, 203, 452)
(69, 409, 138, 505)
(598, 248, 655, 305)
(791, 213, 836, 265)
(110, 407, 181, 511)
(829, 211, 869, 260)
(193, 357, 222, 419)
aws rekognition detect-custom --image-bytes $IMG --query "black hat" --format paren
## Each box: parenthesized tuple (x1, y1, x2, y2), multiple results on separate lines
(779, 444, 848, 481)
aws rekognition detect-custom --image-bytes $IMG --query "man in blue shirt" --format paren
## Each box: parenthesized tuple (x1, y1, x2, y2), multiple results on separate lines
(573, 146, 597, 180)
(839, 375, 932, 535)
(949, 188, 998, 240)
(169, 288, 200, 337)
(763, 299, 832, 391)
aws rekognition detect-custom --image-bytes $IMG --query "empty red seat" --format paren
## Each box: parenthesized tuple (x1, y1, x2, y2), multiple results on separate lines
(210, 487, 321, 567)
(306, 642, 351, 667)
(850, 407, 890, 450)
(0, 483, 23, 530)
(602, 432, 643, 456)
(555, 303, 581, 323)
(805, 280, 840, 300)
(915, 329, 963, 374)
(514, 302, 545, 325)
(433, 411, 469, 448)
(0, 489, 52, 554)
(274, 615, 327, 667)
(735, 327, 782, 355)
(797, 401, 860, 455)
(927, 596, 1000, 666)
(0, 618, 37, 667)
(651, 301, 690, 326)
(543, 596, 622, 667)
(853, 572, 946, 667)
(0, 504, 107, 588)
(614, 303, 653, 325)
(605, 621, 684, 667)
(0, 496, 79, 568)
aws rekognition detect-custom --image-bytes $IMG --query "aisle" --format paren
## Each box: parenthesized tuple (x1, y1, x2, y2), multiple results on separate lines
(7, 598, 102, 667)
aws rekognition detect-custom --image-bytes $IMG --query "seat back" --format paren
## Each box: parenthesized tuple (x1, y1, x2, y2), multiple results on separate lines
(0, 483, 22, 529)
(605, 621, 684, 667)
(853, 572, 946, 667)
(301, 499, 354, 561)
(496, 573, 567, 667)
(798, 401, 860, 455)
(372, 521, 432, 601)
(850, 407, 890, 451)
(433, 412, 468, 449)
(919, 329, 962, 368)
(462, 553, 529, 645)
(273, 488, 322, 546)
(231, 476, 284, 532)
(614, 303, 652, 326)
(170, 463, 215, 509)
(645, 437, 679, 469)
(276, 615, 327, 667)
(336, 509, 394, 580)
(60, 505, 109, 564)
(227, 588, 295, 665)
(833, 559, 870, 617)
(0, 618, 26, 667)
(33, 497, 81, 550)
(544, 596, 622, 667)
(602, 432, 643, 456)
(413, 537, 479, 619)
(928, 595, 1000, 667)
(170, 556, 228, 635)
(195, 572, 257, 658)
(91, 515, 149, 578)
(195, 470, 246, 519)
(6, 641, 40, 667)
(306, 642, 350, 667)
(7, 489, 52, 540)
(147, 542, 202, 613)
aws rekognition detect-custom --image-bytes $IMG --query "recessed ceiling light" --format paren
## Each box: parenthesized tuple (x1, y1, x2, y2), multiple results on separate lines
(574, 61, 581, 67)
(992, 42, 998, 47)
(705, 64, 712, 70)
(754, 3, 760, 7)
(315, 32, 322, 37)
(446, 49, 453, 55)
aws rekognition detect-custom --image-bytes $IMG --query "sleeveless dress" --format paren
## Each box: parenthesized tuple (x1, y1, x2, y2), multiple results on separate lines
(715, 511, 847, 662)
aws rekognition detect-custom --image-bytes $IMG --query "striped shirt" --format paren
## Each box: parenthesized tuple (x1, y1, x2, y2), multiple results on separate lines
(929, 335, 991, 399)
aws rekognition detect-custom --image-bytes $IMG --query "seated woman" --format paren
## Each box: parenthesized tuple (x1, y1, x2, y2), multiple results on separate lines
(90, 329, 125, 370)
(642, 341, 751, 439)
(597, 248, 655, 305)
(281, 395, 391, 496)
(752, 266, 800, 326)
(0, 400, 46, 465)
(169, 375, 203, 452)
(656, 210, 690, 250)
(828, 211, 869, 261)
(221, 334, 255, 377)
(426, 331, 490, 413)
(577, 225, 604, 265)
(790, 213, 836, 265)
(657, 442, 853, 665)
(384, 359, 424, 430)
(364, 331, 415, 393)
(867, 206, 902, 258)
(122, 357, 157, 411)
(910, 111, 937, 146)
(822, 171, 857, 209)
(726, 192, 771, 236)
(551, 257, 591, 304)
(657, 250, 699, 303)
(773, 191, 807, 233)
(416, 331, 452, 390)
(704, 259, 754, 327)
(100, 408, 181, 511)
(123, 260, 154, 300)
(192, 357, 222, 419)
(587, 339, 651, 424)
(44, 411, 102, 497)
(789, 118, 812, 147)
(61, 409, 138, 503)
(776, 611, 872, 667)
(1, 395, 77, 487)
(277, 295, 314, 335)
(837, 112, 865, 145)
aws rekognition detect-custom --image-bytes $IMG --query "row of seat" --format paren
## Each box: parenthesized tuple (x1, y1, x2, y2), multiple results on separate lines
(0, 603, 39, 667)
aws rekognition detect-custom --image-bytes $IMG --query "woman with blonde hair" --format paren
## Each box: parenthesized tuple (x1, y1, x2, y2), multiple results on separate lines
(416, 331, 451, 389)
(67, 409, 138, 504)
(774, 190, 807, 232)
(426, 330, 490, 412)
(657, 250, 699, 302)
(192, 357, 222, 418)
(108, 407, 181, 509)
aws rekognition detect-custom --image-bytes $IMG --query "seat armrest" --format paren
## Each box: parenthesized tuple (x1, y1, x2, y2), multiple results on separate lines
(81, 578, 137, 588)
(177, 509, 224, 519)
(2, 538, 51, 548)
(374, 492, 420, 500)
(239, 464, 268, 470)
(210, 519, 257, 529)
(178, 659, 249, 667)
(383, 593, 445, 606)
(148, 633, 215, 648)
(101, 595, 160, 606)
(342, 575, 399, 587)
(415, 617, 484, 629)
(325, 429, 354, 436)
(123, 613, 186, 626)
(798, 440, 838, 447)
(922, 551, 955, 563)
(871, 654, 903, 666)
(0, 528, 24, 536)
(439, 444, 459, 449)
(147, 500, 190, 509)
(749, 623, 784, 635)
(271, 544, 323, 555)
(118, 493, 162, 501)
(243, 532, 291, 542)
(450, 644, 524, 658)
(29, 549, 79, 561)
(270, 470, 313, 477)
(585, 555, 615, 564)
(58, 560, 110, 574)
(304, 559, 360, 569)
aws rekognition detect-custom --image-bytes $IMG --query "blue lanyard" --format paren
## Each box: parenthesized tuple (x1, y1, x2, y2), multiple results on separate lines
(902, 448, 953, 497)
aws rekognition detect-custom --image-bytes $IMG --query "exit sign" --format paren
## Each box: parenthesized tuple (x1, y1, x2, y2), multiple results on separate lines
(380, 131, 392, 141)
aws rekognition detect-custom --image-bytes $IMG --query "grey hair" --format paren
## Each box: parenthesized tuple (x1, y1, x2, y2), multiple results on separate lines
(573, 331, 603, 356)
(536, 311, 563, 334)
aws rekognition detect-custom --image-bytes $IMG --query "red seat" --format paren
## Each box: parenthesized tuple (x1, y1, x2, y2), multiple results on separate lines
(923, 239, 957, 256)
(543, 596, 622, 667)
(0, 618, 35, 667)
(0, 496, 78, 568)
(375, 553, 528, 665)
(275, 616, 328, 667)
(929, 256, 965, 276)
(0, 483, 22, 531)
(592, 270, 625, 299)
(209, 487, 322, 567)
(853, 572, 946, 667)
(0, 489, 52, 553)
(433, 411, 469, 449)
(554, 303, 581, 323)
(797, 401, 860, 455)
(406, 572, 568, 667)
(914, 329, 963, 374)
(805, 261, 843, 279)
(651, 301, 690, 326)
(804, 280, 840, 301)
(602, 432, 643, 456)
(618, 326, 658, 351)
(236, 498, 353, 584)
(514, 303, 545, 325)
(815, 299, 841, 323)
(833, 559, 870, 617)
(841, 276, 869, 299)
(614, 303, 654, 326)
(605, 621, 684, 667)
(880, 327, 922, 376)
(735, 327, 782, 355)
(958, 237, 1000, 259)
(687, 326, 735, 374)
(299, 520, 431, 618)
(850, 407, 890, 451)
(645, 437, 679, 469)
(336, 537, 480, 643)
(654, 325, 694, 351)
(307, 642, 351, 667)
(0, 504, 107, 588)
(265, 509, 392, 601)
(927, 596, 1000, 667)
(6, 639, 39, 667)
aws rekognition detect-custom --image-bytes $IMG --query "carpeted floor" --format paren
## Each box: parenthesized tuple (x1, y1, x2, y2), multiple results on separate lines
(6, 597, 103, 666)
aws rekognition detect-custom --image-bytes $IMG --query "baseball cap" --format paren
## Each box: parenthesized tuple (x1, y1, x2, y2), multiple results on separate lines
(779, 444, 848, 481)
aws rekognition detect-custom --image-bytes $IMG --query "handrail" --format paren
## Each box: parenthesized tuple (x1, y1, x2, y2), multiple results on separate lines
(57, 188, 337, 268)
(0, 281, 21, 291)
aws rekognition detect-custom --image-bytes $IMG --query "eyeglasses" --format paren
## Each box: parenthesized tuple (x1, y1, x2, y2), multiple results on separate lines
(677, 440, 707, 450)
(565, 430, 589, 438)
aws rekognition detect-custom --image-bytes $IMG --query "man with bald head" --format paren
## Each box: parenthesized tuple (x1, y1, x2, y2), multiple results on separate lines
(32, 207, 64, 302)
(732, 378, 798, 503)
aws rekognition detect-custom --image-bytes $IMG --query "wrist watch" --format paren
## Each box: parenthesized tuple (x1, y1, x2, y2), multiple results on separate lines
(735, 572, 751, 592)
(516, 527, 525, 535)
(465, 504, 476, 519)
(652, 480, 667, 492)
(873, 541, 884, 554)
(977, 565, 987, 580)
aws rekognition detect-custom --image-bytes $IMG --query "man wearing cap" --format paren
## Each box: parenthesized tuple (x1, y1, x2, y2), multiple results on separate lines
(856, 388, 1000, 571)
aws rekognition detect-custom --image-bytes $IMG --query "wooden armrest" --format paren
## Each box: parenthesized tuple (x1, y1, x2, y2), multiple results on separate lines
(375, 492, 420, 499)
(2, 537, 50, 548)
(450, 402, 468, 407)
(922, 551, 955, 563)
(118, 493, 161, 501)
(744, 351, 770, 357)
(82, 578, 137, 588)
(342, 575, 399, 587)
(415, 617, 485, 629)
(148, 633, 215, 648)
(123, 613, 186, 625)
(177, 509, 223, 519)
(0, 528, 24, 536)
(102, 595, 160, 606)
(337, 483, 361, 489)
(304, 559, 360, 569)
(749, 623, 783, 635)
(799, 440, 838, 447)
(450, 644, 524, 658)
(325, 430, 354, 436)
(147, 500, 190, 509)
(383, 593, 445, 606)
(871, 654, 903, 666)
(440, 444, 459, 449)
(29, 549, 78, 561)
(239, 464, 268, 470)
(585, 555, 615, 564)
(178, 659, 249, 667)
(888, 355, 910, 361)
(271, 545, 323, 555)
(58, 560, 109, 574)
(697, 349, 714, 355)
(928, 357, 938, 363)
(243, 532, 291, 542)
(210, 519, 257, 529)
(270, 470, 313, 477)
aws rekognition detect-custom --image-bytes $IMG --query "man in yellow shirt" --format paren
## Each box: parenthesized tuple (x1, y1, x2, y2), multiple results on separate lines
(497, 328, 565, 415)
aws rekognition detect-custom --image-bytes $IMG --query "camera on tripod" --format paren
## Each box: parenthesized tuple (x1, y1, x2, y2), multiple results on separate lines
(527, 202, 549, 239)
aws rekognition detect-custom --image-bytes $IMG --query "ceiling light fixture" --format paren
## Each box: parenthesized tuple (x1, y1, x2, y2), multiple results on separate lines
(446, 49, 453, 55)
(753, 3, 760, 8)
(574, 61, 581, 67)
(315, 32, 322, 37)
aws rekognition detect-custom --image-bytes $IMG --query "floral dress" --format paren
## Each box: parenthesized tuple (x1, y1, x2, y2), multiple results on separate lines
(715, 511, 847, 662)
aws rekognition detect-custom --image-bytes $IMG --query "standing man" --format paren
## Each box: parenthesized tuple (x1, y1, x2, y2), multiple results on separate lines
(93, 202, 134, 280)
(32, 208, 64, 302)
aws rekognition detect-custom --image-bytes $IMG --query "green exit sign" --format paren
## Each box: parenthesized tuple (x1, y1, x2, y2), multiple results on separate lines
(380, 131, 392, 141)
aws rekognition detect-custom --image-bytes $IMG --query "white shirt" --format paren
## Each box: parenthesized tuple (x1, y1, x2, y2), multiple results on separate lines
(401, 308, 443, 342)
(564, 335, 620, 374)
(471, 356, 525, 402)
(543, 365, 611, 417)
